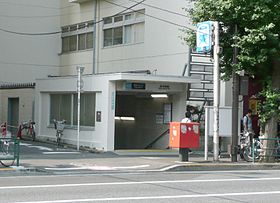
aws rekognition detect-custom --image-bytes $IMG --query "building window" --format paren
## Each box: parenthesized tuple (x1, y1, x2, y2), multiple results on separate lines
(50, 94, 72, 124)
(61, 21, 94, 53)
(103, 9, 145, 47)
(78, 32, 93, 50)
(50, 93, 96, 127)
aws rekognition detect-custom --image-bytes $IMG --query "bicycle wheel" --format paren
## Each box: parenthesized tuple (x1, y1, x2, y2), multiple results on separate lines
(57, 133, 61, 147)
(0, 140, 15, 167)
(32, 131, 36, 141)
(242, 141, 261, 162)
(0, 158, 15, 167)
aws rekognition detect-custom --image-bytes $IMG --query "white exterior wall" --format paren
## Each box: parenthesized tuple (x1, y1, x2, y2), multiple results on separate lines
(59, 0, 95, 75)
(59, 0, 191, 76)
(0, 0, 60, 83)
(0, 88, 34, 124)
(35, 73, 193, 150)
(36, 74, 120, 150)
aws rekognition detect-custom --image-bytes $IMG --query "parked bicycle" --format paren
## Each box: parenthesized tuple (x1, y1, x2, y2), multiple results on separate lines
(240, 132, 262, 162)
(0, 122, 15, 167)
(53, 119, 66, 146)
(21, 120, 36, 141)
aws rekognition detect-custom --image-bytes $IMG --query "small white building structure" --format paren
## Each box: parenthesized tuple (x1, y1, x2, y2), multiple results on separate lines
(36, 73, 199, 150)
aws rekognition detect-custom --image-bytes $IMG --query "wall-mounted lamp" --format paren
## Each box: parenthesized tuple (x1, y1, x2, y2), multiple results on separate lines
(151, 94, 168, 98)
(115, 116, 135, 121)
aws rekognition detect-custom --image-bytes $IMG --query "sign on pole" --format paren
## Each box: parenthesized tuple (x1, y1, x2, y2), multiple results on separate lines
(196, 21, 213, 53)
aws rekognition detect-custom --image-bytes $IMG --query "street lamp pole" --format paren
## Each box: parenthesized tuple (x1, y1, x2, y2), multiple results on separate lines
(77, 66, 85, 151)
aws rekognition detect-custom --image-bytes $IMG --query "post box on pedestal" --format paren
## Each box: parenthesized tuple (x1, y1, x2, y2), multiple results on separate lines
(169, 122, 200, 161)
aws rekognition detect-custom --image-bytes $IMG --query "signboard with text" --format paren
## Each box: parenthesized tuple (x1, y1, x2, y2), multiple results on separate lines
(196, 21, 213, 53)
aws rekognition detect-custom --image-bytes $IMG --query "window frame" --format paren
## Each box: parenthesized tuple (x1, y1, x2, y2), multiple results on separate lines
(102, 9, 145, 48)
(61, 21, 94, 54)
(49, 93, 96, 128)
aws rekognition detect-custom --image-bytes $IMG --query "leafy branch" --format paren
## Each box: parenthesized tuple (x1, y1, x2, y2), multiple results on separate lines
(258, 86, 280, 124)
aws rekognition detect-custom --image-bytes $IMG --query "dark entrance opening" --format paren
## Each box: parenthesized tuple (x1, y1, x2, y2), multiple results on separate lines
(114, 92, 170, 150)
(8, 97, 19, 134)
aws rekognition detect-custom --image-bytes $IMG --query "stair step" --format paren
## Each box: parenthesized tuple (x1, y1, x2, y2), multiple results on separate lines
(188, 97, 213, 101)
(201, 80, 213, 84)
(190, 71, 213, 75)
(190, 62, 213, 66)
(189, 88, 213, 92)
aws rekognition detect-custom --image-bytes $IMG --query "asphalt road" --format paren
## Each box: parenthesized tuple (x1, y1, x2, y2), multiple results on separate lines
(1, 169, 280, 202)
(1, 140, 182, 174)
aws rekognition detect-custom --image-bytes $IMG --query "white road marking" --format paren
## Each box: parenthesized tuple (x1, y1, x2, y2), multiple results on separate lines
(113, 164, 150, 169)
(20, 142, 53, 151)
(2, 177, 280, 190)
(43, 152, 80, 155)
(45, 167, 92, 171)
(15, 190, 280, 203)
(28, 146, 53, 151)
(20, 143, 32, 146)
(45, 164, 150, 171)
(140, 157, 164, 160)
(159, 164, 182, 171)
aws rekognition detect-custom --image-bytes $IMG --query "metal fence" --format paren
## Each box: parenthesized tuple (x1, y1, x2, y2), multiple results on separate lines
(252, 137, 280, 163)
(0, 137, 20, 167)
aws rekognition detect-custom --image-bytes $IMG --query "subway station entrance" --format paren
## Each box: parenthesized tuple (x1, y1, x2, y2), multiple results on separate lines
(114, 91, 172, 149)
(112, 77, 197, 150)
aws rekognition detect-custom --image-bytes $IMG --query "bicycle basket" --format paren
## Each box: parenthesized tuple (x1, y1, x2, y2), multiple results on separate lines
(21, 122, 29, 129)
(56, 122, 65, 131)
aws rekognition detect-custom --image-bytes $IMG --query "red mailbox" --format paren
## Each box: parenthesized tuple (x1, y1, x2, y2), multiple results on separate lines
(169, 122, 200, 149)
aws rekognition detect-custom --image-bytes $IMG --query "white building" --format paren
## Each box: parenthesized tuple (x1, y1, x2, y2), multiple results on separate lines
(0, 0, 233, 151)
(0, 0, 60, 132)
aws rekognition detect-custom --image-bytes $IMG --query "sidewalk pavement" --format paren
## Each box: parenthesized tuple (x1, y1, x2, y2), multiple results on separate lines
(3, 149, 280, 174)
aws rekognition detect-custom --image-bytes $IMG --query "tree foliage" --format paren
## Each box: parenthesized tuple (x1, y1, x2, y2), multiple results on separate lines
(185, 0, 280, 162)
(258, 86, 280, 124)
(184, 0, 280, 81)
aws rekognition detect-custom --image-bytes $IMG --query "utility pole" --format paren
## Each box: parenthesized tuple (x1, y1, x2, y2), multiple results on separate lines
(196, 21, 220, 161)
(76, 66, 85, 151)
(213, 21, 220, 162)
(231, 24, 239, 162)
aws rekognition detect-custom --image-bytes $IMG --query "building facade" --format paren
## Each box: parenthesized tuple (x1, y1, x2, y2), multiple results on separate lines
(0, 0, 60, 131)
(35, 0, 199, 151)
(1, 0, 234, 151)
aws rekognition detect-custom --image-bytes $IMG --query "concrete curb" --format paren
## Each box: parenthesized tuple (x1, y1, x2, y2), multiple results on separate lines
(167, 163, 280, 171)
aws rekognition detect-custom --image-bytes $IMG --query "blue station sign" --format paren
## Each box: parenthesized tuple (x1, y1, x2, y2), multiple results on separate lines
(196, 21, 213, 53)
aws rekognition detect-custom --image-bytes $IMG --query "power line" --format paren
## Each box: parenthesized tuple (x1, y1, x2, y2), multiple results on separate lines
(113, 0, 146, 16)
(0, 1, 74, 10)
(128, 0, 188, 18)
(0, 0, 132, 19)
(0, 0, 146, 36)
(0, 60, 60, 68)
(0, 27, 61, 36)
(99, 51, 188, 63)
(0, 8, 95, 19)
(103, 0, 194, 30)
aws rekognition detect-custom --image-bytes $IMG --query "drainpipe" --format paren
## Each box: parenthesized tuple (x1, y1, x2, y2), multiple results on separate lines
(92, 0, 98, 74)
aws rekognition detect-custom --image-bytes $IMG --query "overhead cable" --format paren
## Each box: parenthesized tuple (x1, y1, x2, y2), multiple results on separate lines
(0, 0, 145, 36)
(103, 0, 194, 30)
(128, 0, 188, 17)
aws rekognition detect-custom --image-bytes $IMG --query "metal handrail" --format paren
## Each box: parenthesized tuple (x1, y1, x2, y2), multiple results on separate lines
(145, 129, 169, 149)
